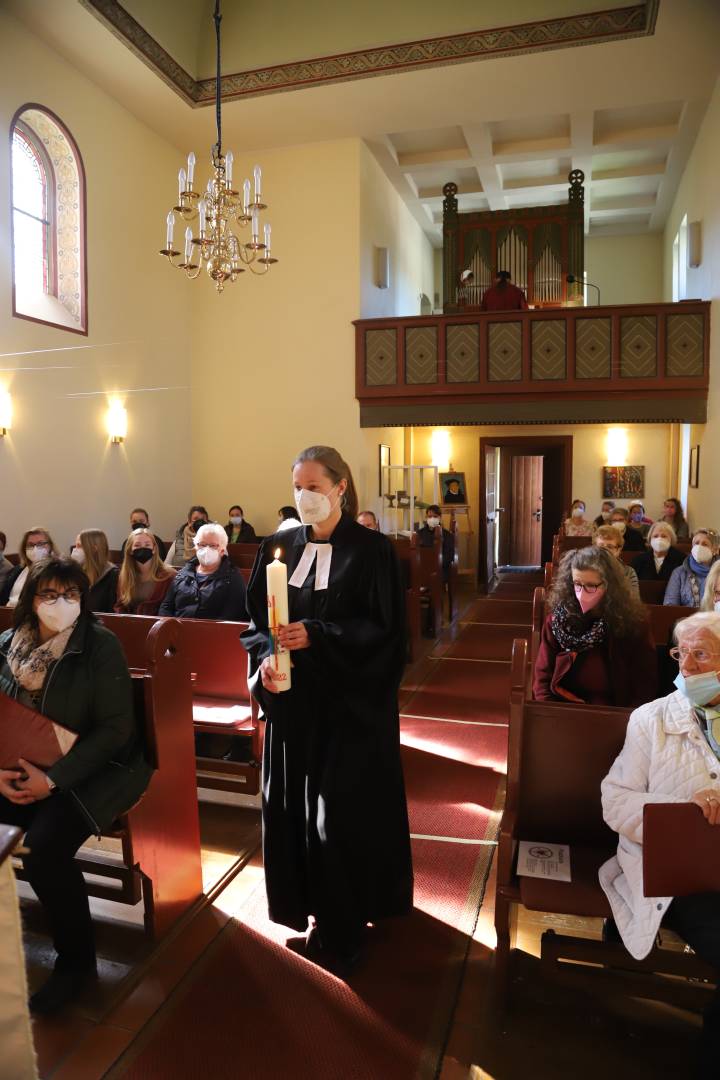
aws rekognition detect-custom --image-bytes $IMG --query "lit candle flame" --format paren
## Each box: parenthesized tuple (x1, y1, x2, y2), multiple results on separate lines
(274, 548, 281, 560)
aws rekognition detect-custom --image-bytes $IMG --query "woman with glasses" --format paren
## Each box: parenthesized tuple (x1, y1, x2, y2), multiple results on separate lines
(533, 546, 657, 707)
(600, 611, 720, 1074)
(0, 556, 151, 1015)
(0, 526, 59, 607)
(593, 524, 640, 596)
(158, 522, 246, 620)
(664, 528, 719, 608)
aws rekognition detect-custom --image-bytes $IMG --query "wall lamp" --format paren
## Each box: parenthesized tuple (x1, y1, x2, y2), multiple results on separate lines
(106, 398, 127, 444)
(0, 390, 12, 436)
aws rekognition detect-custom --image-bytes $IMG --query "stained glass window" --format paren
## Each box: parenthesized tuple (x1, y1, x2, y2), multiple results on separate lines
(12, 127, 50, 295)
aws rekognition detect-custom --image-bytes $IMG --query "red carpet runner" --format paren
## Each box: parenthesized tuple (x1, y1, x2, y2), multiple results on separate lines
(118, 601, 513, 1080)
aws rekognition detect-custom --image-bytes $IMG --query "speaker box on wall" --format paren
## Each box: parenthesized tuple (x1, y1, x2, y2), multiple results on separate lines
(688, 220, 702, 268)
(375, 246, 389, 289)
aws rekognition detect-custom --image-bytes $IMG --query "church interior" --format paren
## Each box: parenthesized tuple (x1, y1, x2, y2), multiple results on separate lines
(2, 0, 720, 1076)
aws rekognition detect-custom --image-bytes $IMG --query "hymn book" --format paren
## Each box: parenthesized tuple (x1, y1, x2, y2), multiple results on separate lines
(0, 691, 78, 770)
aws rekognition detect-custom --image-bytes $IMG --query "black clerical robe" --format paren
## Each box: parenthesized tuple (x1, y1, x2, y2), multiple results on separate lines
(242, 514, 413, 939)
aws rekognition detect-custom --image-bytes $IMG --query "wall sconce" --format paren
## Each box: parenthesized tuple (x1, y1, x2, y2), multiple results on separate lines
(431, 429, 451, 471)
(0, 390, 12, 436)
(606, 427, 628, 466)
(106, 398, 127, 444)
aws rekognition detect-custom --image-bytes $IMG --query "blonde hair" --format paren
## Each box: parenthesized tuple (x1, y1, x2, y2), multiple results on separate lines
(594, 524, 624, 549)
(648, 520, 677, 545)
(18, 526, 57, 568)
(118, 528, 171, 607)
(77, 528, 111, 587)
(700, 561, 720, 612)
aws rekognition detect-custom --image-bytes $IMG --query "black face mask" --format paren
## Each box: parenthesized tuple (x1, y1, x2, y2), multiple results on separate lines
(131, 521, 148, 531)
(191, 519, 208, 533)
(131, 548, 154, 564)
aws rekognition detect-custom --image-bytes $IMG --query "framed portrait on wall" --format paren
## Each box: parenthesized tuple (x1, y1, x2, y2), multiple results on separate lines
(440, 471, 468, 506)
(602, 465, 645, 500)
(379, 444, 390, 496)
(689, 445, 700, 488)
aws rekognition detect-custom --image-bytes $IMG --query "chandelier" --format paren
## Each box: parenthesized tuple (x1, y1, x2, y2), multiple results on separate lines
(159, 0, 277, 292)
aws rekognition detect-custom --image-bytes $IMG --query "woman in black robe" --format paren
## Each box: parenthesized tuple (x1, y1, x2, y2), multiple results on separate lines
(242, 445, 413, 973)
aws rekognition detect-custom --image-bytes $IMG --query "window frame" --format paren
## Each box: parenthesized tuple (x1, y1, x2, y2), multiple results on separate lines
(12, 122, 56, 297)
(9, 103, 88, 336)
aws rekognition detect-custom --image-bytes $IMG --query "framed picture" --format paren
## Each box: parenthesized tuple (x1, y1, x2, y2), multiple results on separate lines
(602, 465, 645, 500)
(689, 445, 700, 488)
(440, 471, 468, 506)
(379, 444, 390, 496)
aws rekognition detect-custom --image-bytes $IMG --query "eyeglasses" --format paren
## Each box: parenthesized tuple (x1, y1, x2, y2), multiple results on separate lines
(36, 588, 82, 604)
(669, 647, 720, 663)
(573, 582, 605, 595)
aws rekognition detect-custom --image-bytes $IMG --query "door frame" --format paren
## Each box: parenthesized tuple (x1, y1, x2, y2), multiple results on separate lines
(478, 435, 573, 587)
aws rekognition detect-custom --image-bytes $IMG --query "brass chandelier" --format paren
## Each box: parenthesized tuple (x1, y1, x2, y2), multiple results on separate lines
(159, 0, 277, 292)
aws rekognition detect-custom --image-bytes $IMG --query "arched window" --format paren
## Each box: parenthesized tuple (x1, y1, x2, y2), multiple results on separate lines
(10, 105, 87, 334)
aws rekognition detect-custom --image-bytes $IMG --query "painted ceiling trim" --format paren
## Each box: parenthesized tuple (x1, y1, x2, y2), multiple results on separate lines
(80, 1, 659, 105)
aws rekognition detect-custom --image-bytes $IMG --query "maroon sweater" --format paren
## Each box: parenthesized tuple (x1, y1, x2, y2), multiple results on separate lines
(533, 613, 658, 708)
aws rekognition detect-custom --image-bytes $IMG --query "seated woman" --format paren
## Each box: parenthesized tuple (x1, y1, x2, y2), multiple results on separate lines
(664, 528, 719, 607)
(609, 507, 646, 552)
(165, 505, 209, 569)
(276, 505, 302, 532)
(660, 497, 690, 540)
(701, 561, 720, 613)
(159, 523, 246, 620)
(0, 556, 151, 1014)
(563, 499, 593, 537)
(70, 530, 118, 613)
(600, 611, 720, 1073)
(632, 521, 685, 586)
(594, 525, 640, 596)
(533, 545, 656, 707)
(0, 527, 58, 607)
(628, 502, 651, 540)
(0, 530, 13, 594)
(592, 500, 615, 529)
(115, 529, 176, 614)
(224, 505, 257, 544)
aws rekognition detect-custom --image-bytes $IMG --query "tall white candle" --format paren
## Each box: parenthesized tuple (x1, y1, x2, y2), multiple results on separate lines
(253, 164, 262, 200)
(184, 226, 192, 262)
(225, 150, 234, 186)
(266, 549, 291, 691)
(264, 223, 271, 253)
(187, 151, 196, 187)
(178, 167, 186, 201)
(166, 211, 175, 248)
(243, 179, 251, 213)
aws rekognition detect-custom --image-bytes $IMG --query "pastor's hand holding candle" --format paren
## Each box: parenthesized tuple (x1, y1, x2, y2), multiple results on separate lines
(265, 549, 292, 692)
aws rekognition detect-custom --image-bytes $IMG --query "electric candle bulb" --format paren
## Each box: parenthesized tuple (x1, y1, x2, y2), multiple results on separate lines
(198, 199, 207, 235)
(252, 209, 259, 241)
(178, 167, 186, 200)
(225, 150, 234, 186)
(253, 164, 262, 200)
(264, 223, 271, 252)
(243, 179, 250, 213)
(184, 226, 192, 262)
(187, 151, 196, 187)
(166, 211, 175, 248)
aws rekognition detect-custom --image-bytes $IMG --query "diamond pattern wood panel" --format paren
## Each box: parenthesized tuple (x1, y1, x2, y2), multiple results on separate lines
(531, 320, 566, 380)
(488, 322, 522, 382)
(575, 318, 611, 378)
(666, 313, 705, 377)
(620, 316, 657, 378)
(365, 329, 396, 386)
(405, 326, 438, 384)
(446, 324, 479, 382)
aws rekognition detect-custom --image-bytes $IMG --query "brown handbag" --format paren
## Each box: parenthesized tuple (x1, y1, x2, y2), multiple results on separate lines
(0, 690, 78, 770)
(643, 802, 720, 896)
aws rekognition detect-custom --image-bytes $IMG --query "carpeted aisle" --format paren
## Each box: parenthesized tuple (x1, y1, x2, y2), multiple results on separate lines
(115, 591, 521, 1080)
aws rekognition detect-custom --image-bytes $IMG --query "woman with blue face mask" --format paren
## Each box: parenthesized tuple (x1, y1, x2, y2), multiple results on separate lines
(241, 445, 412, 977)
(600, 611, 720, 1073)
(664, 528, 720, 608)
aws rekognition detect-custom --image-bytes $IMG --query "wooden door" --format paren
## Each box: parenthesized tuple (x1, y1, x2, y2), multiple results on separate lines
(485, 445, 499, 584)
(509, 455, 543, 565)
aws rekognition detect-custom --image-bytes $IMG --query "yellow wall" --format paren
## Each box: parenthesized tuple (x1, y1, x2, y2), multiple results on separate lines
(0, 9, 192, 551)
(664, 75, 720, 530)
(585, 233, 664, 306)
(409, 423, 674, 568)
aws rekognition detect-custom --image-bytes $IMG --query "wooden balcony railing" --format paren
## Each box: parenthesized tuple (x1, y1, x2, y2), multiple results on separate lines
(354, 301, 710, 427)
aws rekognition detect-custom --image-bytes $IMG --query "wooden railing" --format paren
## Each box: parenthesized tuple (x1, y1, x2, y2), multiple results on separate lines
(354, 301, 710, 426)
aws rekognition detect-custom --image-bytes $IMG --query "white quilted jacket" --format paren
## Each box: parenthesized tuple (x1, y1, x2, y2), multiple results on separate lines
(599, 690, 720, 959)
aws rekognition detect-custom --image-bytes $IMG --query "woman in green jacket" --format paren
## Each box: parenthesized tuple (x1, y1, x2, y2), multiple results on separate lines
(0, 556, 152, 1015)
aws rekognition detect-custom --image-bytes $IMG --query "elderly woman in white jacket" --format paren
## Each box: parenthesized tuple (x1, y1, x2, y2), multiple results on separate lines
(600, 610, 720, 1073)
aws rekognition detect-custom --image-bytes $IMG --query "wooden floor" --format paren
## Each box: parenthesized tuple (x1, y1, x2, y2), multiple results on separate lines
(21, 577, 702, 1079)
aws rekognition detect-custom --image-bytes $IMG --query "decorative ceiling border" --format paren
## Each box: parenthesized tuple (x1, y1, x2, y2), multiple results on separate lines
(80, 1, 659, 105)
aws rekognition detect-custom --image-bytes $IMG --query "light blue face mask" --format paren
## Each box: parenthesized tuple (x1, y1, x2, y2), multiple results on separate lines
(674, 669, 720, 707)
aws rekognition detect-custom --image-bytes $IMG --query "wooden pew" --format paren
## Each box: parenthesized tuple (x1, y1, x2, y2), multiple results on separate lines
(411, 529, 443, 634)
(98, 614, 262, 797)
(496, 635, 715, 1008)
(227, 542, 260, 570)
(638, 579, 668, 604)
(388, 536, 422, 661)
(12, 618, 203, 940)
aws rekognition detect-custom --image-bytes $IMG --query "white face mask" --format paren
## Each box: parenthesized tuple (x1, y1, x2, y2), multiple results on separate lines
(229, 515, 243, 526)
(26, 544, 50, 563)
(651, 537, 670, 554)
(601, 511, 612, 521)
(37, 598, 80, 634)
(692, 544, 713, 565)
(294, 485, 339, 526)
(426, 517, 441, 529)
(611, 521, 626, 535)
(572, 507, 585, 518)
(196, 546, 221, 568)
(70, 546, 86, 564)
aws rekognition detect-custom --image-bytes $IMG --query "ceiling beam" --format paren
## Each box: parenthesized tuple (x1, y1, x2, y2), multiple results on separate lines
(461, 123, 507, 212)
